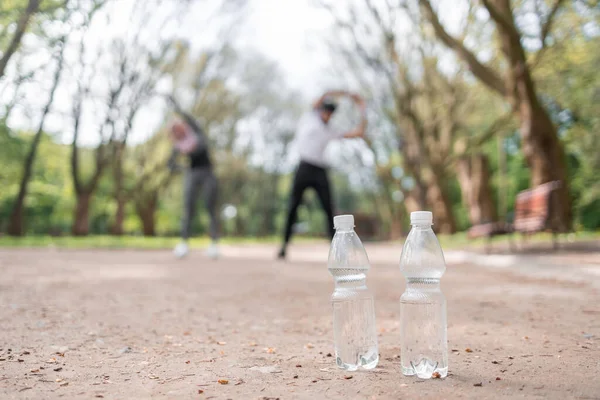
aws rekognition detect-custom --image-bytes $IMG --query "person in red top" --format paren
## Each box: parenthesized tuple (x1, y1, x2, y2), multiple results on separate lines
(167, 96, 220, 259)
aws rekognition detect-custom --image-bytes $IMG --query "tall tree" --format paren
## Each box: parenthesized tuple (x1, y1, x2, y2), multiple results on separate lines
(6, 34, 67, 235)
(108, 42, 168, 235)
(70, 53, 122, 236)
(418, 0, 572, 230)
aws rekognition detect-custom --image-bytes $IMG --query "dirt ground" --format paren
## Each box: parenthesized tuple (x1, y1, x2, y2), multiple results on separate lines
(1, 243, 599, 400)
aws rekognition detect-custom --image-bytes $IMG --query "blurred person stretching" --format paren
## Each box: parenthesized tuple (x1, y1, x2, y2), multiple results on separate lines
(167, 97, 220, 259)
(278, 91, 367, 260)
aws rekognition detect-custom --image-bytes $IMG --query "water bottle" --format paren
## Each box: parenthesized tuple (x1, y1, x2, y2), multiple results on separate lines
(399, 211, 448, 379)
(328, 214, 379, 371)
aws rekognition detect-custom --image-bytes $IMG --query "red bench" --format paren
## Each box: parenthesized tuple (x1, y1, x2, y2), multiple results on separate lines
(513, 180, 562, 248)
(468, 181, 562, 252)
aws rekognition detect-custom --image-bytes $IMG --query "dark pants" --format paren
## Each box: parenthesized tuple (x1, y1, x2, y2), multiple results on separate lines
(182, 167, 219, 241)
(282, 161, 335, 246)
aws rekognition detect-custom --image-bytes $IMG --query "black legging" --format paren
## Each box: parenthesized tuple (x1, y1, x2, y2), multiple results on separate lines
(283, 161, 335, 245)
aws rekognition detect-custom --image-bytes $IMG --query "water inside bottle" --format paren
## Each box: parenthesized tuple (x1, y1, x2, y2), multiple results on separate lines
(400, 297, 448, 379)
(333, 295, 379, 371)
(330, 267, 379, 371)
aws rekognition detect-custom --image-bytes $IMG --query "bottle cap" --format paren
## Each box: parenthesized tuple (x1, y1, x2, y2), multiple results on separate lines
(333, 214, 354, 230)
(410, 211, 433, 225)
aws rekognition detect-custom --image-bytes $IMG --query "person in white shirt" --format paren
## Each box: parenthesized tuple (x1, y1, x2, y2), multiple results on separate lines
(278, 90, 367, 259)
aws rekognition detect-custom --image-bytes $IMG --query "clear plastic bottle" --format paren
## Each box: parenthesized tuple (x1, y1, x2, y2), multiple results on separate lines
(399, 211, 448, 379)
(328, 214, 379, 371)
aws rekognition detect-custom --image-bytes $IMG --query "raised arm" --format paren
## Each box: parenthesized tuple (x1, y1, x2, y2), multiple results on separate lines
(178, 111, 204, 137)
(341, 94, 367, 139)
(168, 96, 204, 135)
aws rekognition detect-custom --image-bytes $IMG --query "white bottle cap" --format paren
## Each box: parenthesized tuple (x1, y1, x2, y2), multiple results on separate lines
(410, 211, 433, 225)
(333, 214, 354, 230)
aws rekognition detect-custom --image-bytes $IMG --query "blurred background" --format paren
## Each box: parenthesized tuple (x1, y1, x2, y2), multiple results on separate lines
(0, 0, 598, 244)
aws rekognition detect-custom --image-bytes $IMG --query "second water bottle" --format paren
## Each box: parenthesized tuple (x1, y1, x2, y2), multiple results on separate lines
(399, 211, 448, 379)
(328, 215, 379, 371)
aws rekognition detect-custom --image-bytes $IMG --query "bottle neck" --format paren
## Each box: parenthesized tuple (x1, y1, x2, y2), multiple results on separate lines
(333, 273, 367, 289)
(411, 223, 432, 230)
(406, 277, 440, 291)
(334, 227, 354, 233)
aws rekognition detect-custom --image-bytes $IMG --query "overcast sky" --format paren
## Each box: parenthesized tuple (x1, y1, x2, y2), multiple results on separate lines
(2, 0, 469, 152)
(237, 0, 335, 97)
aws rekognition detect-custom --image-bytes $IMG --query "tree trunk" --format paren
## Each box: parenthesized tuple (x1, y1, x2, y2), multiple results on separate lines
(457, 154, 498, 225)
(110, 198, 126, 235)
(110, 143, 126, 236)
(0, 0, 41, 79)
(424, 168, 457, 234)
(403, 154, 455, 233)
(402, 160, 428, 212)
(135, 197, 157, 237)
(6, 203, 25, 236)
(72, 191, 92, 236)
(519, 103, 571, 231)
(258, 173, 278, 236)
(492, 0, 572, 231)
(139, 209, 156, 237)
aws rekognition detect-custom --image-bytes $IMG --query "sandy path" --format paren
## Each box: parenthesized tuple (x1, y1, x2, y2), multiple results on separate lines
(0, 244, 599, 399)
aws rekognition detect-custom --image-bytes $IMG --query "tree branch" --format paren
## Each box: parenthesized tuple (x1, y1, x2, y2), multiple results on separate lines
(530, 0, 566, 68)
(0, 0, 42, 79)
(541, 0, 566, 43)
(481, 0, 521, 42)
(418, 0, 506, 96)
(449, 111, 513, 164)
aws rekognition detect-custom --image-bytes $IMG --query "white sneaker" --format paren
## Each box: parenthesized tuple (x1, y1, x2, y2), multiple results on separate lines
(205, 243, 219, 259)
(173, 242, 189, 258)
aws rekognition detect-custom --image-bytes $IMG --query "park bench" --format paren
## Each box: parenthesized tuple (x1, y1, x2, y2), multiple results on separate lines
(467, 181, 562, 252)
(513, 180, 563, 249)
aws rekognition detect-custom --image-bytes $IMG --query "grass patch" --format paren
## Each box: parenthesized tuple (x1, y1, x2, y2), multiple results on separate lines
(0, 231, 597, 250)
(436, 230, 600, 250)
(0, 235, 318, 249)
